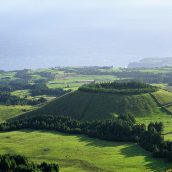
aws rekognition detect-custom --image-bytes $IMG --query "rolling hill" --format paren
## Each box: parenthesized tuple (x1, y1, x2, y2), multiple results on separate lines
(14, 93, 162, 121)
(12, 82, 172, 121)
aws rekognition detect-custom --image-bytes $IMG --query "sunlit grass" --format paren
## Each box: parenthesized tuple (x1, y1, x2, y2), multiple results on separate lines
(0, 105, 33, 122)
(0, 130, 171, 172)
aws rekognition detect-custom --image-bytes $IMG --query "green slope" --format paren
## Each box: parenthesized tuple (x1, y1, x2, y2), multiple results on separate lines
(17, 90, 160, 121)
(0, 130, 171, 172)
(151, 89, 172, 114)
(151, 90, 172, 106)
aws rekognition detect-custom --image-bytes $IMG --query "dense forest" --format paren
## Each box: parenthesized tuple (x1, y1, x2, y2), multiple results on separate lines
(0, 154, 59, 172)
(30, 84, 68, 96)
(1, 114, 172, 162)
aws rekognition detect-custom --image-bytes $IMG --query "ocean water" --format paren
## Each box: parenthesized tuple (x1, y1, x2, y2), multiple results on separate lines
(0, 0, 172, 70)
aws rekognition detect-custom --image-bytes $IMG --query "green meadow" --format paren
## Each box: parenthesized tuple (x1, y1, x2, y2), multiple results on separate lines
(136, 112, 172, 139)
(0, 130, 171, 172)
(11, 89, 31, 98)
(0, 105, 33, 122)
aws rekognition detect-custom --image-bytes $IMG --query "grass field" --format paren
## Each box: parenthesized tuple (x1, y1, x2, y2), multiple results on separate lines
(136, 112, 172, 139)
(0, 130, 171, 172)
(0, 105, 33, 122)
(11, 89, 30, 98)
(11, 89, 56, 102)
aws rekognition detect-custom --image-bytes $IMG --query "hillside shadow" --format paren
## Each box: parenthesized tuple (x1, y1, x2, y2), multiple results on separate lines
(75, 134, 119, 148)
(120, 144, 171, 172)
(18, 129, 73, 136)
(18, 129, 120, 148)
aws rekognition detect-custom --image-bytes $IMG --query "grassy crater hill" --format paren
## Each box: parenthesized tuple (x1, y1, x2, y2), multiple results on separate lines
(13, 82, 166, 121)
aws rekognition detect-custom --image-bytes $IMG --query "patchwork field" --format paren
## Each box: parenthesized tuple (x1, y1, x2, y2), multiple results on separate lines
(0, 130, 171, 172)
(47, 75, 116, 90)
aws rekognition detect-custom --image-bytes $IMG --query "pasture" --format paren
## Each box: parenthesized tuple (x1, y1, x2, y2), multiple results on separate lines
(0, 130, 171, 172)
(0, 105, 33, 122)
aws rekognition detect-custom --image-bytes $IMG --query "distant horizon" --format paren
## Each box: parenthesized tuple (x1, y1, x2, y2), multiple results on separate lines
(1, 56, 172, 71)
(1, 0, 172, 70)
(0, 64, 121, 72)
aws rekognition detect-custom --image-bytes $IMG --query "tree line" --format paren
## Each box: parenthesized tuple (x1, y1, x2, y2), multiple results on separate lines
(0, 91, 47, 106)
(0, 114, 137, 142)
(58, 66, 114, 75)
(1, 114, 172, 162)
(0, 81, 68, 97)
(0, 154, 59, 172)
(0, 83, 69, 106)
(30, 84, 70, 97)
(79, 82, 158, 95)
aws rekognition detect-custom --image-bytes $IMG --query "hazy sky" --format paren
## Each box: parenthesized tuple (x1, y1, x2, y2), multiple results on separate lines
(0, 0, 172, 70)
